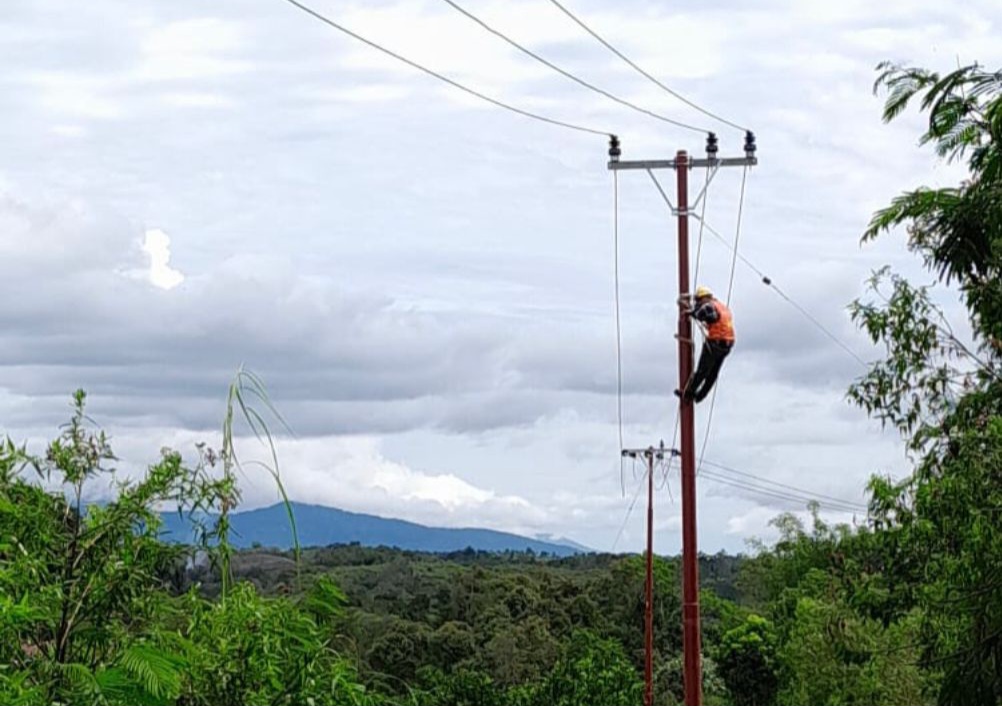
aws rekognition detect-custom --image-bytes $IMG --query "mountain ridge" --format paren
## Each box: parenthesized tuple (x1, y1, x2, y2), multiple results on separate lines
(159, 501, 589, 556)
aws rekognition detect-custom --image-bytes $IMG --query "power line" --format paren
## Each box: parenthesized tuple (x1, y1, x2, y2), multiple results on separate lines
(610, 456, 645, 552)
(612, 455, 675, 552)
(724, 167, 749, 305)
(646, 446, 867, 513)
(647, 167, 864, 508)
(645, 170, 866, 376)
(700, 458, 867, 510)
(655, 448, 866, 512)
(700, 469, 864, 514)
(546, 0, 748, 133)
(613, 171, 626, 495)
(692, 165, 713, 289)
(684, 213, 870, 368)
(442, 0, 707, 134)
(656, 417, 679, 491)
(695, 164, 748, 477)
(280, 0, 612, 137)
(769, 280, 869, 367)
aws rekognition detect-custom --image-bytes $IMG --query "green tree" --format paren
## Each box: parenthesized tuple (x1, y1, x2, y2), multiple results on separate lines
(365, 617, 432, 686)
(850, 61, 1002, 706)
(716, 614, 779, 706)
(0, 391, 205, 704)
(180, 580, 372, 706)
(429, 620, 477, 668)
(528, 629, 642, 706)
(590, 555, 682, 667)
(777, 596, 932, 706)
(0, 390, 373, 706)
(412, 666, 505, 706)
(481, 615, 559, 687)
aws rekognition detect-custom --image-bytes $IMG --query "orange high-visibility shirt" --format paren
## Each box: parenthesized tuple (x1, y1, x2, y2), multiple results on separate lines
(696, 299, 735, 342)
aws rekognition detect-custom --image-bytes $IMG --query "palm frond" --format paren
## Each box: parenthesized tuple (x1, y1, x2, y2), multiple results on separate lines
(116, 642, 184, 702)
(863, 188, 960, 242)
(874, 62, 938, 122)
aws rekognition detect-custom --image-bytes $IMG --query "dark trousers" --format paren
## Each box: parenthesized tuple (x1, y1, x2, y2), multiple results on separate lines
(684, 340, 733, 402)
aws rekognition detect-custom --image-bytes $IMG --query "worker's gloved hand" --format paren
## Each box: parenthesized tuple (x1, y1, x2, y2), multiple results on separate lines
(677, 293, 693, 309)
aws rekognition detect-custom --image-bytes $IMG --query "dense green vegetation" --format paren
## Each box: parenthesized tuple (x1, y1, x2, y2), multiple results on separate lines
(1, 60, 1000, 705)
(209, 514, 938, 706)
(0, 390, 374, 706)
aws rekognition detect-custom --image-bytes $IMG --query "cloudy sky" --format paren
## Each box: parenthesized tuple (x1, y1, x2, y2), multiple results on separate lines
(2, 0, 998, 553)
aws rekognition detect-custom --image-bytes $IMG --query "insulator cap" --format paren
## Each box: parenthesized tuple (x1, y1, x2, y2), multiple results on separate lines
(608, 134, 621, 160)
(705, 132, 719, 157)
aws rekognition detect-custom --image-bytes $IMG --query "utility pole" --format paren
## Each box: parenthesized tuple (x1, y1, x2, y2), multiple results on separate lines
(609, 132, 757, 706)
(622, 442, 668, 706)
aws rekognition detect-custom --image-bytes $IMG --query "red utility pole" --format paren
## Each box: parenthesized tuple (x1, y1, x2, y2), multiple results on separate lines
(622, 444, 667, 706)
(609, 132, 756, 706)
(675, 151, 703, 706)
(644, 448, 655, 706)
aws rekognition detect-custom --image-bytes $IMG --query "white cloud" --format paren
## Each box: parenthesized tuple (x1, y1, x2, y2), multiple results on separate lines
(138, 18, 251, 81)
(260, 436, 548, 530)
(29, 71, 123, 120)
(159, 92, 234, 109)
(0, 0, 997, 553)
(95, 427, 606, 540)
(310, 84, 413, 104)
(141, 228, 184, 290)
(51, 124, 87, 138)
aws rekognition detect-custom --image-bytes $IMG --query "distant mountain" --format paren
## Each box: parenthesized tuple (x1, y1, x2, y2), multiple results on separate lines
(534, 534, 595, 553)
(159, 502, 585, 557)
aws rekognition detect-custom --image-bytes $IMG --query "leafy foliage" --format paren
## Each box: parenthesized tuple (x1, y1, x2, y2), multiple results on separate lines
(0, 391, 200, 703)
(179, 582, 372, 706)
(529, 629, 643, 706)
(0, 387, 373, 706)
(716, 614, 779, 706)
(0, 388, 959, 706)
(867, 62, 1002, 349)
(851, 60, 1002, 705)
(777, 596, 931, 706)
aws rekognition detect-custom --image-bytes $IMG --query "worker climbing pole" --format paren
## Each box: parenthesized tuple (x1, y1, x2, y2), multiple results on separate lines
(609, 132, 757, 706)
(678, 286, 736, 403)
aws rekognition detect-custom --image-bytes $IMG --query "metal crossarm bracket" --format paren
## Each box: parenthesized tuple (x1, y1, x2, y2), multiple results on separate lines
(691, 165, 720, 211)
(609, 156, 757, 170)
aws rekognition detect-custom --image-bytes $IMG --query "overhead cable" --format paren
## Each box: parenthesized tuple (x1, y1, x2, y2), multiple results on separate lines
(613, 171, 626, 494)
(281, 0, 611, 137)
(700, 458, 867, 510)
(683, 213, 869, 368)
(547, 0, 749, 133)
(610, 457, 646, 552)
(700, 470, 865, 514)
(695, 164, 748, 477)
(443, 0, 707, 134)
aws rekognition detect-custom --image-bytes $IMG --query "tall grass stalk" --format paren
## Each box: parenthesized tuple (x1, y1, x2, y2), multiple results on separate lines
(218, 366, 301, 596)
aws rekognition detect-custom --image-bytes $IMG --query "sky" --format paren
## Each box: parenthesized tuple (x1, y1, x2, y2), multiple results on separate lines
(1, 0, 998, 553)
